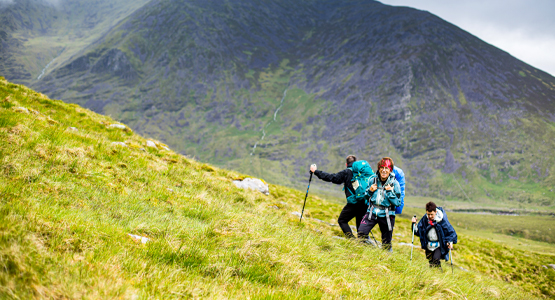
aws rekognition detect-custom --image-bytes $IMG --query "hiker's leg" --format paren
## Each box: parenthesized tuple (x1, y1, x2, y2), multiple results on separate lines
(357, 212, 377, 240)
(376, 215, 395, 251)
(338, 204, 356, 238)
(426, 249, 441, 268)
(432, 248, 442, 268)
(354, 202, 368, 230)
(425, 249, 434, 266)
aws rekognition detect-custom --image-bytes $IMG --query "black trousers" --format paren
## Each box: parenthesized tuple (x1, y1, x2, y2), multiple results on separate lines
(357, 213, 395, 250)
(426, 248, 442, 268)
(337, 202, 368, 238)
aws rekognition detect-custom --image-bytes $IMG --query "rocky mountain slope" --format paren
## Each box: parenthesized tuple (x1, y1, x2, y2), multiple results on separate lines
(3, 0, 555, 206)
(0, 0, 149, 82)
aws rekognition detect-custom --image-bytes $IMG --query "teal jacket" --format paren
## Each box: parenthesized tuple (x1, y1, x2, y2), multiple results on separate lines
(364, 173, 401, 217)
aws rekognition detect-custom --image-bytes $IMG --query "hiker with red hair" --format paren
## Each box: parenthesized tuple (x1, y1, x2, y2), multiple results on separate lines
(357, 157, 401, 251)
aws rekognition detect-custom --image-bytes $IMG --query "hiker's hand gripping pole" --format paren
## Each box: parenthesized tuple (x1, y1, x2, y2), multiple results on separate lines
(300, 165, 315, 222)
(410, 215, 416, 261)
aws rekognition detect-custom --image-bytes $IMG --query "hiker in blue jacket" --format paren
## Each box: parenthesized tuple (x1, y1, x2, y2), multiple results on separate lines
(412, 201, 458, 268)
(358, 157, 401, 251)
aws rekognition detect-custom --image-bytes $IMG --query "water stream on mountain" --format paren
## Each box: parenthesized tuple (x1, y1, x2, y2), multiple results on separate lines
(37, 54, 61, 80)
(250, 88, 288, 156)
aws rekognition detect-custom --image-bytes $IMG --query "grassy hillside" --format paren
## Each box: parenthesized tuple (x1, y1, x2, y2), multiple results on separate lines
(1, 77, 554, 298)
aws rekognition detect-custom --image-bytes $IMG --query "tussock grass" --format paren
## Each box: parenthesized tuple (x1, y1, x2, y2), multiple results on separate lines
(0, 77, 551, 298)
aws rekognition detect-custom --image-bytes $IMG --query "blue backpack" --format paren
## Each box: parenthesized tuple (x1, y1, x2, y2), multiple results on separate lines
(346, 160, 374, 204)
(393, 166, 405, 214)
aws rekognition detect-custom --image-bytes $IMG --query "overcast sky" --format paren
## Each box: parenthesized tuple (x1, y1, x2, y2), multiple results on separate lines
(379, 0, 555, 77)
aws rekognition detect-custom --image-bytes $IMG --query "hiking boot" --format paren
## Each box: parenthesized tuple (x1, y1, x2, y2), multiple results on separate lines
(344, 232, 356, 239)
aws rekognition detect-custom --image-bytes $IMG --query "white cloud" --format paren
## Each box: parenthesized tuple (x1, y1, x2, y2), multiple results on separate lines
(461, 23, 555, 76)
(0, 0, 60, 6)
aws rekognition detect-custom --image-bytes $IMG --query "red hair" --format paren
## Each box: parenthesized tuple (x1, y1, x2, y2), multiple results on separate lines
(377, 157, 394, 172)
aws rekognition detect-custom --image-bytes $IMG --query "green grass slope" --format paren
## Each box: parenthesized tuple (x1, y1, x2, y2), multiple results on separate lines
(1, 77, 553, 298)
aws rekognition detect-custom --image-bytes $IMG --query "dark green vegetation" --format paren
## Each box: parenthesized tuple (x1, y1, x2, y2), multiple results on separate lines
(2, 77, 555, 299)
(2, 0, 554, 208)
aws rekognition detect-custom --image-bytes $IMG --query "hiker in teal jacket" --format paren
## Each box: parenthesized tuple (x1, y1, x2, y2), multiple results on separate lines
(357, 157, 401, 251)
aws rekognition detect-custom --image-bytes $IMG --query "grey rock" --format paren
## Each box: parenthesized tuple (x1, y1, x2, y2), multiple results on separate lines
(108, 124, 126, 130)
(67, 127, 78, 131)
(13, 107, 29, 114)
(233, 178, 269, 195)
(111, 142, 127, 147)
(128, 234, 150, 244)
(146, 140, 157, 149)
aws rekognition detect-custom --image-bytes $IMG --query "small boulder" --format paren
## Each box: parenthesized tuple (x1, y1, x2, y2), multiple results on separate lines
(111, 142, 127, 147)
(109, 124, 126, 130)
(68, 127, 78, 131)
(146, 140, 157, 149)
(233, 178, 269, 195)
(13, 107, 29, 114)
(128, 234, 150, 244)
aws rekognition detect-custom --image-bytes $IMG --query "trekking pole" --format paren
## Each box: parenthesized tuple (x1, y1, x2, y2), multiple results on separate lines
(299, 168, 314, 222)
(369, 230, 379, 247)
(449, 244, 454, 274)
(410, 215, 416, 261)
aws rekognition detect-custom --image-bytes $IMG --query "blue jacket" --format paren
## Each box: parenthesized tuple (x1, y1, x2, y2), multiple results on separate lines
(364, 173, 401, 217)
(416, 207, 458, 260)
(393, 166, 405, 214)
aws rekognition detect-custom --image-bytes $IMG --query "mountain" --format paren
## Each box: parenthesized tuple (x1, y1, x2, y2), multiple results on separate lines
(0, 0, 149, 82)
(3, 0, 555, 207)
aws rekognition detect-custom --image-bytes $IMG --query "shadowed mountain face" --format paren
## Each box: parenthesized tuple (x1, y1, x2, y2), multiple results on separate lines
(4, 0, 555, 205)
(0, 0, 150, 82)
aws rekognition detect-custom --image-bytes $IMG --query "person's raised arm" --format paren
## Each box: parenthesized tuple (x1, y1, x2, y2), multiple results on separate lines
(313, 168, 350, 184)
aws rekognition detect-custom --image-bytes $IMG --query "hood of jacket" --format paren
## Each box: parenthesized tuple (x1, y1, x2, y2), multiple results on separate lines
(434, 208, 444, 223)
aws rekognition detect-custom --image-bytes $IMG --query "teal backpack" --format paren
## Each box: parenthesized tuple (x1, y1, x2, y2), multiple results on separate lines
(346, 160, 374, 204)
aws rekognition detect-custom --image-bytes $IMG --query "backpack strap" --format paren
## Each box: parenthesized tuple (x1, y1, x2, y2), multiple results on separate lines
(385, 207, 392, 231)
